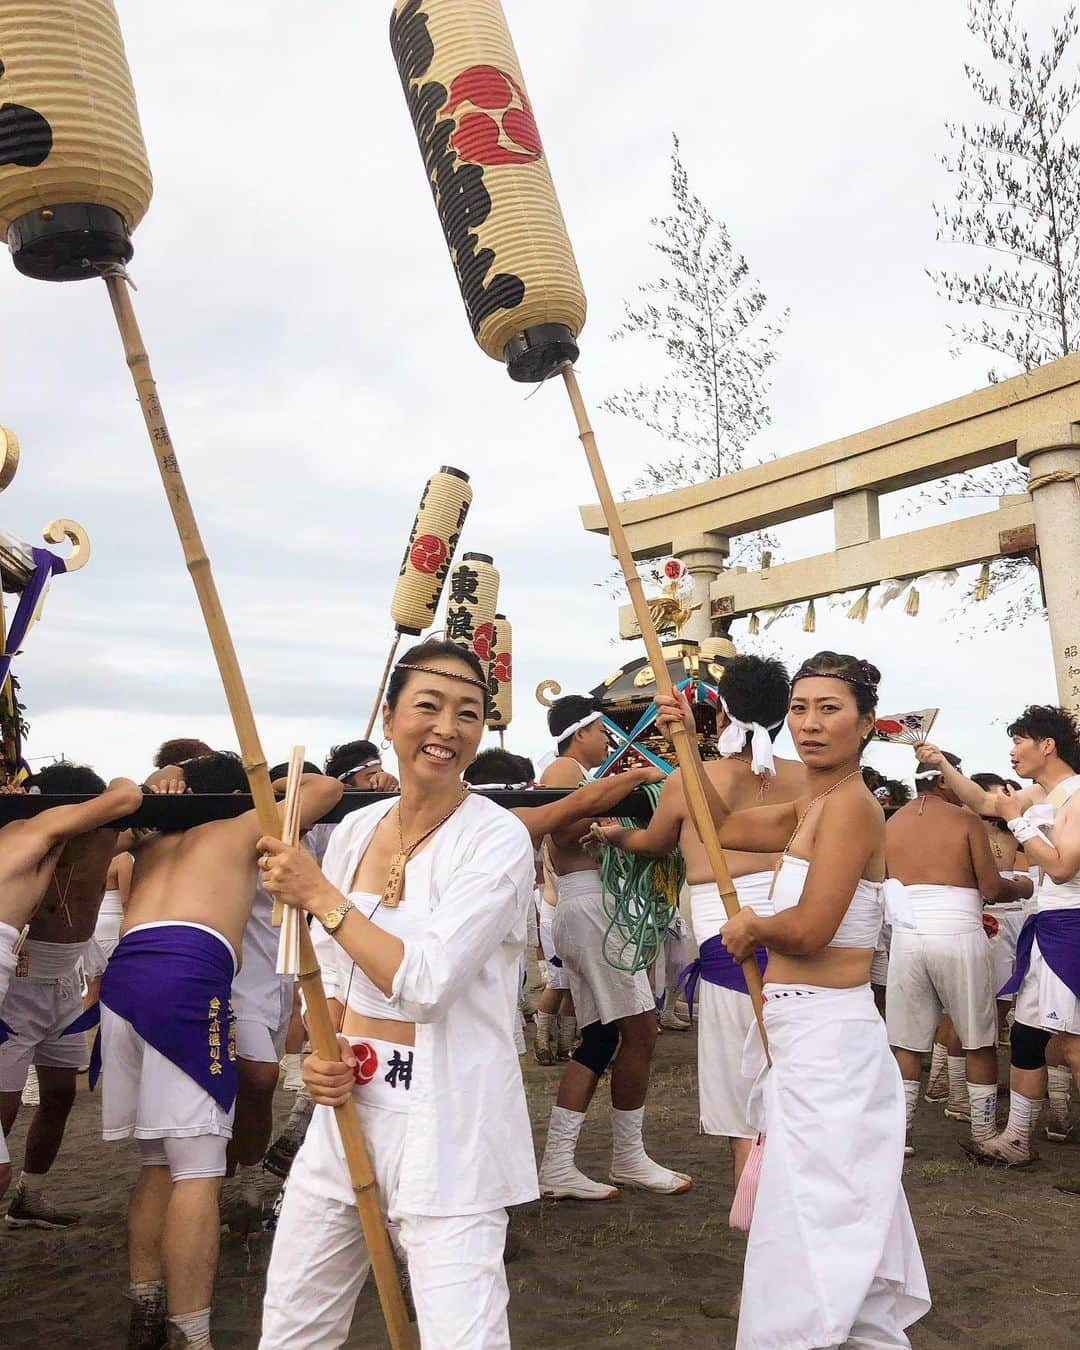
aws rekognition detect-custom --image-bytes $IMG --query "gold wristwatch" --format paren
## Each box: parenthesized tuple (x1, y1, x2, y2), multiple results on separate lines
(319, 897, 354, 935)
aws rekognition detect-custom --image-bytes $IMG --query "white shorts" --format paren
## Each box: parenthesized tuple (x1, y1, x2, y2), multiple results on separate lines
(233, 980, 294, 1064)
(550, 872, 654, 1028)
(0, 956, 87, 1090)
(886, 928, 997, 1051)
(984, 904, 1025, 996)
(690, 873, 774, 1139)
(261, 1038, 510, 1350)
(539, 899, 568, 991)
(100, 1003, 234, 1145)
(1014, 935, 1080, 1035)
(93, 902, 123, 962)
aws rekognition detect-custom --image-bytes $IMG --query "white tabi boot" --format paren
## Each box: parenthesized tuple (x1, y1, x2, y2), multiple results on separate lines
(538, 1106, 618, 1201)
(609, 1106, 692, 1194)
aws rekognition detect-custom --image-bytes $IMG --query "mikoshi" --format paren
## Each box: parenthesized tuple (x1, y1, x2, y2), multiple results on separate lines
(0, 4, 411, 1343)
(486, 612, 513, 739)
(364, 465, 475, 737)
(389, 0, 768, 1041)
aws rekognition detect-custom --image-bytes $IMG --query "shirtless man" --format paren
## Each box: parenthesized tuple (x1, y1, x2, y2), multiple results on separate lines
(1, 764, 142, 1227)
(535, 694, 689, 1201)
(919, 704, 1080, 1166)
(599, 655, 805, 1185)
(102, 752, 341, 1350)
(885, 755, 1028, 1154)
(0, 774, 141, 1207)
(152, 739, 212, 770)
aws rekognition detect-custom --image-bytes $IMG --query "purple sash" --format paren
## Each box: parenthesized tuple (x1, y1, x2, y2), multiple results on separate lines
(0, 1015, 11, 1046)
(997, 910, 1080, 1001)
(99, 925, 237, 1112)
(676, 935, 768, 1020)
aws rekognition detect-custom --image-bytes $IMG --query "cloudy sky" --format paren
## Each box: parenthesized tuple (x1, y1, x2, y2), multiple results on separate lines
(0, 0, 1065, 787)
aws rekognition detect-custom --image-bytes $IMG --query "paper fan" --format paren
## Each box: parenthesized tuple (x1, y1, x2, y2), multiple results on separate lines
(872, 708, 939, 745)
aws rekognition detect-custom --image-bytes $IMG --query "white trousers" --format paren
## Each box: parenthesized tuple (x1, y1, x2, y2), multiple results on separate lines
(261, 1097, 510, 1349)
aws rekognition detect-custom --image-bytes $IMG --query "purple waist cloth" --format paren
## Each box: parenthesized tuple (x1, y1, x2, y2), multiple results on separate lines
(676, 935, 768, 1020)
(99, 925, 237, 1112)
(998, 910, 1080, 1001)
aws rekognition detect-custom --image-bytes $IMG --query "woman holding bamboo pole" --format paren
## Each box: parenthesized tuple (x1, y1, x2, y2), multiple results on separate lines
(655, 651, 931, 1349)
(256, 638, 537, 1350)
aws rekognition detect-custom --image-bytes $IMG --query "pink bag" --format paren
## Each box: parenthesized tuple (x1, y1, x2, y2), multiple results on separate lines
(728, 1133, 765, 1232)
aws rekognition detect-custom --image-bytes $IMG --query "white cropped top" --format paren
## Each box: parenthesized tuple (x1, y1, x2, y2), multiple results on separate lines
(770, 854, 884, 949)
(335, 851, 433, 1022)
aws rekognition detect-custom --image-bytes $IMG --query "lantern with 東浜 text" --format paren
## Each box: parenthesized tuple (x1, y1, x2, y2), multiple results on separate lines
(486, 612, 512, 731)
(445, 551, 499, 669)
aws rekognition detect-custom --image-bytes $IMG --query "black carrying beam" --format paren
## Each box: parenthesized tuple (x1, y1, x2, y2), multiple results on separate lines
(0, 786, 655, 830)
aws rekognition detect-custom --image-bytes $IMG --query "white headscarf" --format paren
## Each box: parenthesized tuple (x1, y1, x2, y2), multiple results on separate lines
(716, 696, 782, 778)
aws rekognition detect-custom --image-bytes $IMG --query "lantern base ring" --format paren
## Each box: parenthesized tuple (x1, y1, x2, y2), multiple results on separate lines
(503, 324, 580, 384)
(7, 204, 134, 283)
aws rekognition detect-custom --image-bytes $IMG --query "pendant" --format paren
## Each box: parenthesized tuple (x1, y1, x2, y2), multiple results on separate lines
(382, 852, 407, 908)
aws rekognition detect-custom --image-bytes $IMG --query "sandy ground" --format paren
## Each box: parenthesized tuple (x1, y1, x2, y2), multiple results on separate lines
(2, 1029, 1079, 1348)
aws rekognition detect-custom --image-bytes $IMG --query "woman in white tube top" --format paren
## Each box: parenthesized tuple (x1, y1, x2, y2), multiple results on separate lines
(657, 650, 930, 1350)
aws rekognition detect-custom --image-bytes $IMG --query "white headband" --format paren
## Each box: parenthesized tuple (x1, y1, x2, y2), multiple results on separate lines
(554, 710, 603, 747)
(914, 769, 941, 781)
(717, 696, 782, 778)
(338, 759, 381, 781)
(468, 781, 531, 791)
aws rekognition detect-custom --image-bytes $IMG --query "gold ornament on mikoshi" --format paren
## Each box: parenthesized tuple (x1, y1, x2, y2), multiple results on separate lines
(0, 0, 152, 281)
(445, 551, 499, 669)
(390, 467, 473, 635)
(390, 0, 586, 382)
(486, 612, 512, 730)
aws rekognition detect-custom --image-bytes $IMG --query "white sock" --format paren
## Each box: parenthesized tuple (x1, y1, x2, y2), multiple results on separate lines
(1048, 1065, 1072, 1103)
(168, 1307, 212, 1350)
(233, 1163, 261, 1206)
(929, 1042, 947, 1079)
(1004, 1090, 1043, 1149)
(967, 1083, 997, 1143)
(17, 1170, 46, 1198)
(946, 1055, 967, 1104)
(536, 1011, 556, 1042)
(902, 1079, 920, 1129)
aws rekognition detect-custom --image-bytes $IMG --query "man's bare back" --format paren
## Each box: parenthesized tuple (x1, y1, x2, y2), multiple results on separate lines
(683, 756, 806, 884)
(887, 794, 1011, 897)
(30, 831, 121, 945)
(127, 775, 343, 958)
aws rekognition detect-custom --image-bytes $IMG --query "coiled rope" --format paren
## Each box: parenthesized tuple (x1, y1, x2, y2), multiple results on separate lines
(598, 781, 685, 973)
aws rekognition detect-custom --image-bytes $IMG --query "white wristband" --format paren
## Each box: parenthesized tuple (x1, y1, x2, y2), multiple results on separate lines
(1007, 817, 1050, 847)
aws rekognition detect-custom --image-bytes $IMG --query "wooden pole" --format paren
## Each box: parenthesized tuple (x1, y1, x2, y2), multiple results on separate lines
(561, 365, 768, 1052)
(103, 273, 415, 1350)
(364, 631, 402, 741)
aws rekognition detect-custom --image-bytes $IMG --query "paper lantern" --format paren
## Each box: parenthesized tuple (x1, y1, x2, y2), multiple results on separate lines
(486, 612, 512, 730)
(445, 551, 499, 668)
(0, 0, 152, 281)
(390, 466, 472, 635)
(390, 0, 586, 382)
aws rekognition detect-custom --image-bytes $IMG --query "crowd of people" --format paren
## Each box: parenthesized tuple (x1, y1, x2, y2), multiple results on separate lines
(0, 636, 1078, 1349)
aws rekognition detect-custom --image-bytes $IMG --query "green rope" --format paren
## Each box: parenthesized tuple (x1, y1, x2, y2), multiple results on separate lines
(598, 780, 685, 973)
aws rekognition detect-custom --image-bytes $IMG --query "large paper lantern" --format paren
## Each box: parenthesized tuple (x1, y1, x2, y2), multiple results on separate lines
(0, 0, 152, 281)
(445, 551, 499, 668)
(486, 612, 512, 730)
(390, 0, 586, 382)
(390, 466, 473, 635)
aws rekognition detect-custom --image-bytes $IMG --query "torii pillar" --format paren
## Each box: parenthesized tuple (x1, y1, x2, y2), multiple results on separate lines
(673, 533, 729, 644)
(1017, 423, 1080, 718)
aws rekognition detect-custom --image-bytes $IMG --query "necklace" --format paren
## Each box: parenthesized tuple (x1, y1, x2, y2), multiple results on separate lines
(381, 787, 470, 909)
(784, 769, 864, 854)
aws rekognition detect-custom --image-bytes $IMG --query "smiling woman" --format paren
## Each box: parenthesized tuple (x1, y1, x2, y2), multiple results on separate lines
(256, 638, 537, 1349)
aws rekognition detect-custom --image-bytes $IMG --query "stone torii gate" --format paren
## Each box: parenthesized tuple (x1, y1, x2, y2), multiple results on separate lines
(580, 354, 1080, 717)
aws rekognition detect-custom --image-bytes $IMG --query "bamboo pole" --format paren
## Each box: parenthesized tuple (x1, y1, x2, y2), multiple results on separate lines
(364, 632, 402, 740)
(103, 272, 415, 1350)
(561, 365, 768, 1052)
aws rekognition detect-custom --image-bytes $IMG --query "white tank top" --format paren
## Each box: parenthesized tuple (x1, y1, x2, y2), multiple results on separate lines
(770, 854, 884, 949)
(338, 851, 433, 1021)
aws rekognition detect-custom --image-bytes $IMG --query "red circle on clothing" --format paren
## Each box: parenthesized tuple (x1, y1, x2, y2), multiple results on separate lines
(351, 1041, 379, 1086)
(410, 534, 448, 575)
(982, 913, 1000, 940)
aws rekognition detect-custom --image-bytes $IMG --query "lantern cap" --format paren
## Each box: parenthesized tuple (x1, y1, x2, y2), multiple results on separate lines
(462, 552, 494, 564)
(495, 612, 506, 619)
(439, 466, 470, 481)
(7, 204, 133, 282)
(504, 324, 579, 384)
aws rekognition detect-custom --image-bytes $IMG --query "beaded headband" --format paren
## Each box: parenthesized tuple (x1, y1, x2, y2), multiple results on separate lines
(394, 662, 488, 695)
(791, 662, 878, 699)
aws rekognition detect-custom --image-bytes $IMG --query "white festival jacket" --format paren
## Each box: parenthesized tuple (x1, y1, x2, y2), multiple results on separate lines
(319, 791, 539, 1216)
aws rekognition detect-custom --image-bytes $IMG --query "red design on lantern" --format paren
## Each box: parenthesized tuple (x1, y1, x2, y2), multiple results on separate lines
(351, 1040, 379, 1086)
(493, 652, 512, 682)
(442, 66, 542, 166)
(663, 558, 685, 580)
(410, 534, 448, 575)
(473, 622, 495, 662)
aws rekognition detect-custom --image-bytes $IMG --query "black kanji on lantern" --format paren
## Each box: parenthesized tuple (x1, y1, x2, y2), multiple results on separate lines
(449, 566, 480, 606)
(384, 1050, 414, 1091)
(446, 606, 475, 643)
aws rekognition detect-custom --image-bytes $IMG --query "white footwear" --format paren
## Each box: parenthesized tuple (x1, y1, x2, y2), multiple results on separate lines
(659, 1003, 690, 1031)
(280, 1053, 304, 1093)
(21, 1065, 39, 1107)
(538, 1105, 618, 1201)
(924, 1060, 949, 1103)
(944, 1100, 971, 1123)
(1045, 1098, 1073, 1143)
(962, 1132, 1037, 1168)
(556, 1013, 578, 1061)
(609, 1106, 692, 1194)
